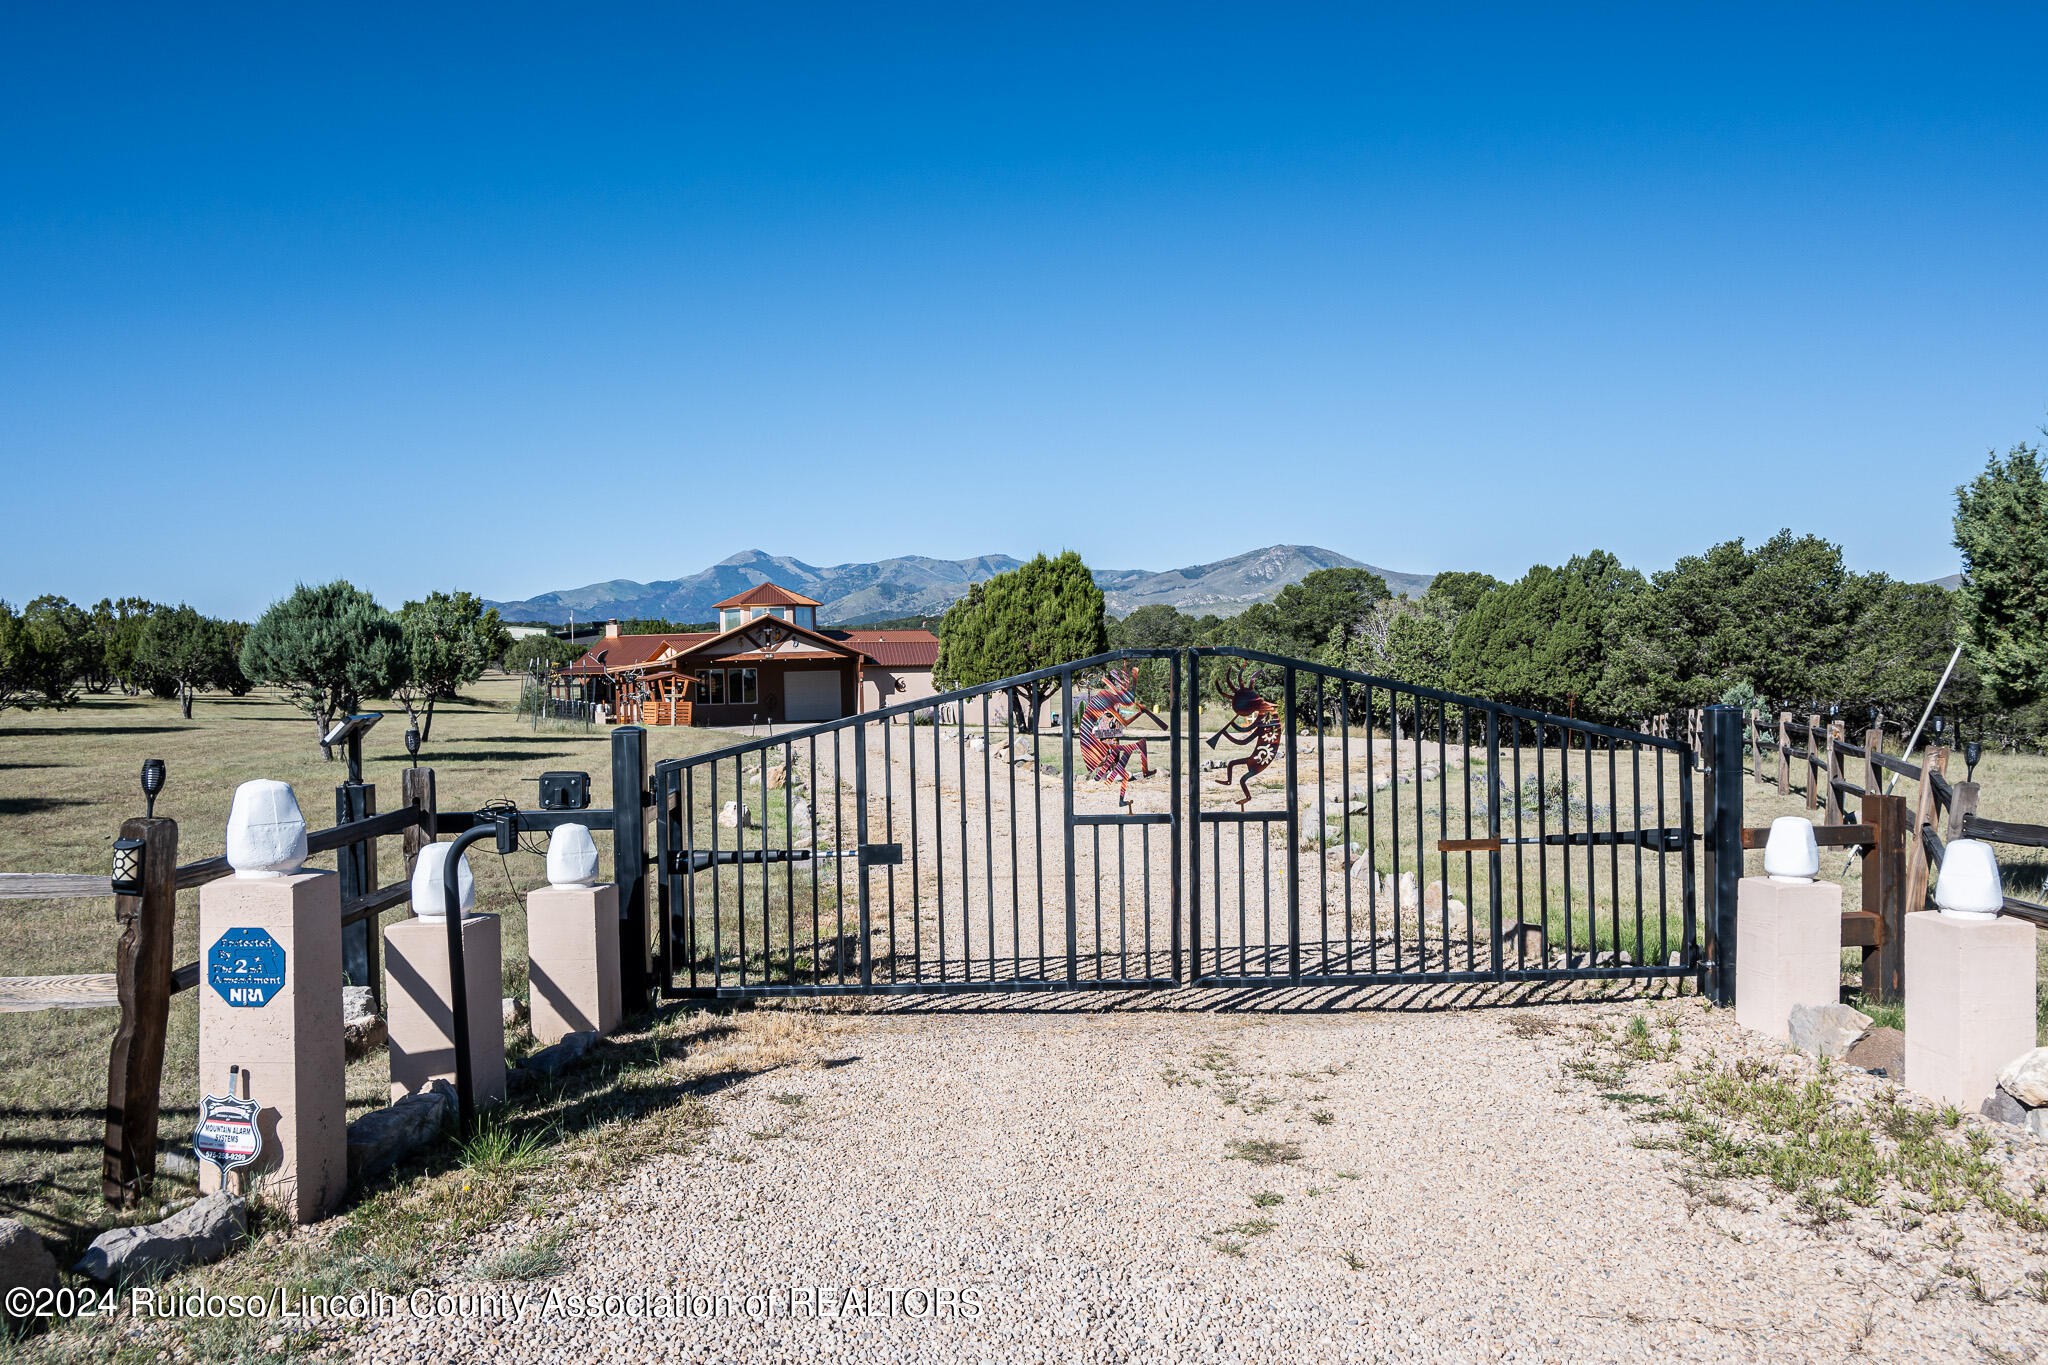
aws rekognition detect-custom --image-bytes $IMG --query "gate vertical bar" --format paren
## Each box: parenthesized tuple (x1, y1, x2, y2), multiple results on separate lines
(1186, 650, 1202, 982)
(1283, 666, 1300, 982)
(1486, 707, 1504, 982)
(612, 724, 651, 1011)
(854, 719, 872, 987)
(1061, 669, 1078, 984)
(1169, 651, 1183, 982)
(1702, 704, 1742, 1006)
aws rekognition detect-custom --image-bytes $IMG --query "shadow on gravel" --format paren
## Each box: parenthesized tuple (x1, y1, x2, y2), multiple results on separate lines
(843, 979, 1693, 1016)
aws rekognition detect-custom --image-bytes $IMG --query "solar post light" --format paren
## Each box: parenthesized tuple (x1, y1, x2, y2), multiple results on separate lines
(1965, 740, 1982, 781)
(141, 758, 166, 819)
(111, 837, 145, 896)
(405, 725, 421, 768)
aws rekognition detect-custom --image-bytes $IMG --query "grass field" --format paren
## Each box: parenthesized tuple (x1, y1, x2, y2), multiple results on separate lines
(0, 674, 730, 1261)
(3, 677, 2045, 1267)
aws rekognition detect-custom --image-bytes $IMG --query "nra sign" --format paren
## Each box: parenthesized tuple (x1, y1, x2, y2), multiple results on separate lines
(208, 927, 287, 1008)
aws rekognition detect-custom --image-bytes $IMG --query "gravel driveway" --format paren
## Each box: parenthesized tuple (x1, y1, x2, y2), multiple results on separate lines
(345, 997, 2047, 1363)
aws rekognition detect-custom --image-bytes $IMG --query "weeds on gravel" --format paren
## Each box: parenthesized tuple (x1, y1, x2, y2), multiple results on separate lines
(1338, 1250, 1366, 1271)
(1218, 1217, 1276, 1238)
(1226, 1138, 1304, 1166)
(1309, 1108, 1335, 1126)
(22, 1007, 827, 1365)
(1581, 1021, 2048, 1239)
(1252, 1191, 1284, 1208)
(478, 1230, 569, 1282)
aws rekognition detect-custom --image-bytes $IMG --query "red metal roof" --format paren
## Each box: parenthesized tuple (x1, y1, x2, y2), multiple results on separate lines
(710, 581, 821, 610)
(564, 626, 936, 672)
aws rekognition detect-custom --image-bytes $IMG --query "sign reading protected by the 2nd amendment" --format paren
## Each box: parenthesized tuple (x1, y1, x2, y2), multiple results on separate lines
(208, 927, 286, 1007)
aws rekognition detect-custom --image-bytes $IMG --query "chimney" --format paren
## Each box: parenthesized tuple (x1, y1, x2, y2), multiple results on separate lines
(604, 620, 621, 639)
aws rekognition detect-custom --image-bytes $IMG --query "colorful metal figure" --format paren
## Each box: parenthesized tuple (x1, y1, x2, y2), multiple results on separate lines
(1076, 667, 1160, 804)
(1207, 664, 1282, 807)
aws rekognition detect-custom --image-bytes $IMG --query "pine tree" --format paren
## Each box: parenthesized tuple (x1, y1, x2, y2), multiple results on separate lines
(934, 553, 1107, 728)
(240, 580, 402, 757)
(1954, 441, 2048, 708)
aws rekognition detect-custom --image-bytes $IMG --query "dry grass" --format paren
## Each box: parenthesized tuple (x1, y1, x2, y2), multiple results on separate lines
(0, 675, 732, 1256)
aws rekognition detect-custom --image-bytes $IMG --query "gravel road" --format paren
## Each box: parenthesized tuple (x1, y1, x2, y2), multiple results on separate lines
(344, 997, 2048, 1364)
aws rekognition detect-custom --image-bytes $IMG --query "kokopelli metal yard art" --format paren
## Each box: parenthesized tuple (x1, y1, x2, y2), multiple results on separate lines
(1207, 664, 1282, 806)
(1076, 666, 1161, 804)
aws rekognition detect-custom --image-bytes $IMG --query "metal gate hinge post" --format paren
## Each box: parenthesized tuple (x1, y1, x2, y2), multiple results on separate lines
(858, 843, 903, 868)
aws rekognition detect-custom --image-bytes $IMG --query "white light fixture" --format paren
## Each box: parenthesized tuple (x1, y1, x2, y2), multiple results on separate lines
(545, 824, 600, 887)
(410, 843, 476, 920)
(225, 780, 308, 878)
(1762, 816, 1819, 882)
(1934, 839, 2004, 920)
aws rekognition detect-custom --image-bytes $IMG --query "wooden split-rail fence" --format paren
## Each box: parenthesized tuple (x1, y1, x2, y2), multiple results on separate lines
(1651, 707, 2048, 1006)
(0, 768, 441, 1206)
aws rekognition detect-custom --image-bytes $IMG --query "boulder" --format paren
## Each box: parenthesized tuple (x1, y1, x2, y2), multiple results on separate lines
(2029, 1109, 2048, 1141)
(522, 1030, 598, 1079)
(74, 1192, 247, 1284)
(1788, 1003, 1872, 1061)
(346, 1081, 455, 1180)
(717, 801, 753, 830)
(1997, 1048, 2048, 1108)
(1982, 1087, 2029, 1127)
(764, 764, 789, 790)
(342, 986, 386, 1062)
(1843, 1026, 1904, 1078)
(0, 1218, 58, 1301)
(502, 996, 527, 1027)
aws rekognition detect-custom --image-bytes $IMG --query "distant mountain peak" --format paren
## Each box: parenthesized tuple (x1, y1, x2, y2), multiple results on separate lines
(484, 546, 1430, 626)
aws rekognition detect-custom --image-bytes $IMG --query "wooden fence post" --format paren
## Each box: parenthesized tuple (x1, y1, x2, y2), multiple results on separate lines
(1863, 727, 1883, 810)
(1862, 791, 1908, 1005)
(102, 816, 178, 1206)
(1824, 720, 1845, 826)
(1805, 713, 1822, 810)
(1946, 767, 1980, 843)
(1776, 711, 1791, 796)
(400, 765, 438, 885)
(1904, 747, 1945, 926)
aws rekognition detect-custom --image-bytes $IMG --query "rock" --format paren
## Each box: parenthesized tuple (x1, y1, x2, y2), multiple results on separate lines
(791, 799, 813, 848)
(157, 1148, 199, 1178)
(522, 1030, 598, 1079)
(1843, 1026, 1904, 1078)
(717, 801, 753, 830)
(765, 764, 789, 789)
(0, 1218, 58, 1301)
(346, 1081, 455, 1180)
(2028, 1109, 2048, 1141)
(502, 996, 527, 1027)
(968, 734, 986, 754)
(74, 1192, 247, 1284)
(342, 985, 386, 1062)
(1788, 1003, 1872, 1061)
(411, 842, 475, 920)
(1998, 1048, 2048, 1108)
(1982, 1087, 2029, 1127)
(224, 779, 308, 878)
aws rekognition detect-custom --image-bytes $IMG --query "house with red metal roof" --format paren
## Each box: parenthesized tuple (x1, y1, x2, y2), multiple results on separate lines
(556, 582, 940, 726)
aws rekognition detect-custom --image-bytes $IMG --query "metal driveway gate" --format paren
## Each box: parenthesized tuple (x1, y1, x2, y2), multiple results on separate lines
(653, 650, 1706, 999)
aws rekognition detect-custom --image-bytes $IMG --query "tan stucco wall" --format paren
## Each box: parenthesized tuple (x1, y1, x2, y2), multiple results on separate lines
(863, 667, 937, 713)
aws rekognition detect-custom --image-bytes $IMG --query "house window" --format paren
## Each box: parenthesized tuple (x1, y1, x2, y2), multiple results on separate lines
(720, 609, 741, 631)
(732, 668, 758, 705)
(699, 670, 724, 705)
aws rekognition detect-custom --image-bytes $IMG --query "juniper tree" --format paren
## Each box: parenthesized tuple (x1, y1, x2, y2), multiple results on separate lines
(394, 590, 510, 742)
(1954, 441, 2048, 709)
(240, 580, 401, 758)
(934, 552, 1107, 729)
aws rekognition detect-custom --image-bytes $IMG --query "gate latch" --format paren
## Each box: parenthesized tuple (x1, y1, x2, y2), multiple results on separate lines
(858, 843, 903, 868)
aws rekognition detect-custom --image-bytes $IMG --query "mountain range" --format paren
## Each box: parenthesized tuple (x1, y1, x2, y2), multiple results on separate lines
(484, 546, 1434, 627)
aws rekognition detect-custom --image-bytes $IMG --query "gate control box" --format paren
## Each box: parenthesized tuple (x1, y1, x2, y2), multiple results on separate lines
(538, 771, 592, 811)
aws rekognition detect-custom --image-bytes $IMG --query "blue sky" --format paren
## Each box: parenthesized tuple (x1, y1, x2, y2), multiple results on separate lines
(3, 5, 2044, 619)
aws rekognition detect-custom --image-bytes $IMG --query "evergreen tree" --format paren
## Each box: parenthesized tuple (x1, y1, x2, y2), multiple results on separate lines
(134, 604, 237, 719)
(934, 552, 1107, 728)
(0, 599, 77, 713)
(1450, 551, 1641, 720)
(1270, 568, 1391, 655)
(1420, 570, 1502, 619)
(1954, 440, 2048, 708)
(394, 590, 510, 742)
(240, 580, 402, 758)
(504, 634, 582, 675)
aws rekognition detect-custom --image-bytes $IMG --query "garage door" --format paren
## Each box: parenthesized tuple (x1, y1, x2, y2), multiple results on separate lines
(783, 669, 843, 723)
